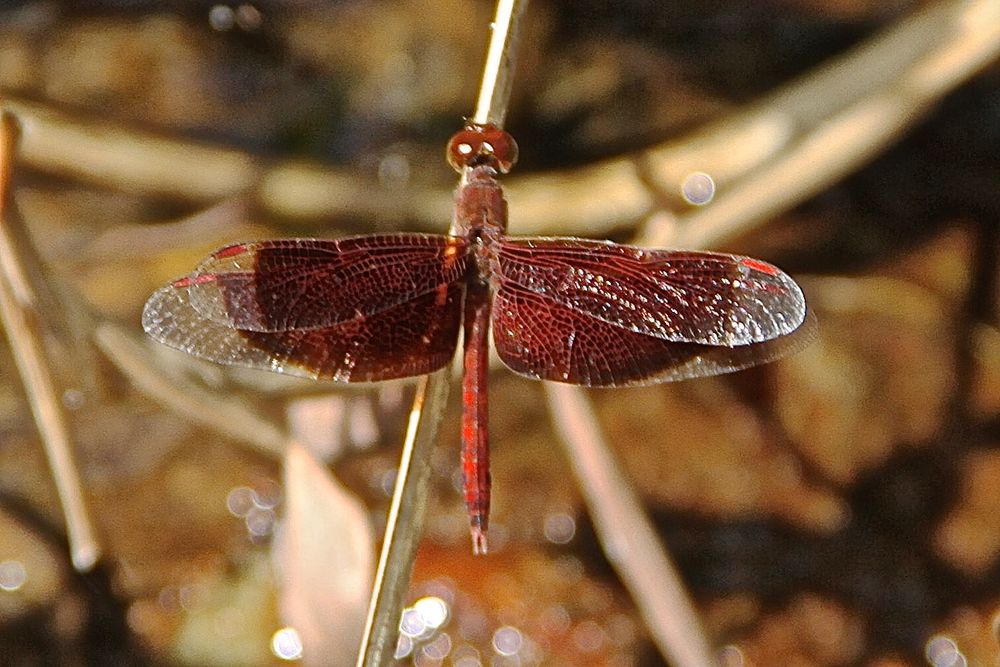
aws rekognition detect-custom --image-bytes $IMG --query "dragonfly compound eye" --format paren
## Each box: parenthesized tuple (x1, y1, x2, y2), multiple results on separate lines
(480, 126, 518, 173)
(446, 128, 483, 171)
(446, 124, 519, 173)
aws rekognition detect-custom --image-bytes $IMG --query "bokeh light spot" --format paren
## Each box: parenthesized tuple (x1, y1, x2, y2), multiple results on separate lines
(414, 596, 449, 629)
(571, 619, 606, 653)
(245, 506, 276, 537)
(492, 625, 523, 656)
(400, 606, 428, 638)
(718, 644, 746, 667)
(271, 627, 303, 661)
(208, 5, 235, 31)
(925, 635, 966, 667)
(681, 171, 716, 205)
(378, 153, 411, 190)
(226, 486, 256, 517)
(422, 632, 452, 660)
(543, 511, 576, 544)
(0, 560, 26, 592)
(394, 634, 414, 659)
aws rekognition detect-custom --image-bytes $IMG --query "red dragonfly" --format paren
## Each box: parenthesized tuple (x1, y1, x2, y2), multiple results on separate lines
(143, 124, 811, 554)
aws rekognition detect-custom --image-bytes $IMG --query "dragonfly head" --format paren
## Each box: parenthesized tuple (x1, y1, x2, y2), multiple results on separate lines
(446, 123, 519, 174)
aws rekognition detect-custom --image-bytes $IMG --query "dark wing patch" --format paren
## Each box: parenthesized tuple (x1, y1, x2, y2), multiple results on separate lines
(142, 280, 463, 382)
(179, 234, 468, 332)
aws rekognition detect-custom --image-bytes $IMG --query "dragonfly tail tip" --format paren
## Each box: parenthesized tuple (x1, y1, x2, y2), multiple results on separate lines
(471, 527, 489, 555)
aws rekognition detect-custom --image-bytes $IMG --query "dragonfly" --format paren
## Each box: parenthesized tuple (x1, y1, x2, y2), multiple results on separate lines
(142, 123, 811, 554)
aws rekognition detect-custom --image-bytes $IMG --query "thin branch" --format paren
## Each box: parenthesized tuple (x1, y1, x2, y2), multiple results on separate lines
(545, 383, 716, 667)
(355, 370, 451, 667)
(0, 112, 100, 572)
(471, 0, 528, 127)
(356, 3, 529, 664)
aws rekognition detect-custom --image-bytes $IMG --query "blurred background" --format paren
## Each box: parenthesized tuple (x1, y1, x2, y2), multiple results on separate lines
(0, 0, 997, 665)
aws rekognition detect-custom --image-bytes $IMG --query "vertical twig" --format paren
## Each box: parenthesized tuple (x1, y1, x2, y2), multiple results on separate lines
(471, 0, 528, 128)
(356, 372, 450, 666)
(356, 2, 530, 665)
(0, 112, 101, 572)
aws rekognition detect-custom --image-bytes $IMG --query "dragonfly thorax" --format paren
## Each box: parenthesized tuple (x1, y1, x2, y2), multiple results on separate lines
(452, 163, 509, 243)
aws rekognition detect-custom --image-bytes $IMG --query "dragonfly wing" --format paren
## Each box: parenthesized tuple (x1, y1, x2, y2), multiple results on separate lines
(492, 287, 815, 386)
(179, 234, 468, 332)
(495, 238, 806, 346)
(143, 279, 463, 382)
